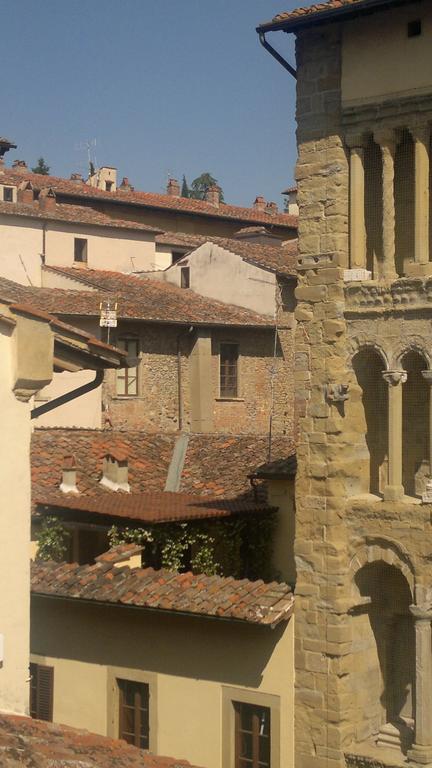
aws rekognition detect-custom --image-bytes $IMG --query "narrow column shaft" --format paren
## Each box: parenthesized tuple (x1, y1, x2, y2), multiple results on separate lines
(408, 607, 432, 764)
(349, 145, 366, 269)
(421, 371, 432, 502)
(411, 127, 430, 266)
(376, 131, 397, 281)
(382, 370, 406, 501)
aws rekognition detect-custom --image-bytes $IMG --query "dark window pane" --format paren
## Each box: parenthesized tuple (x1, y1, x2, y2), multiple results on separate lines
(118, 679, 149, 750)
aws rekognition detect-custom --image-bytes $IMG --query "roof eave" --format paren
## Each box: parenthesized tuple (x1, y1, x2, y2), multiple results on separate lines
(256, 0, 417, 33)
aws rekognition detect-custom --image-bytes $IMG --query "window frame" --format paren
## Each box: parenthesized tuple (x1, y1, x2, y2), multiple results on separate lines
(3, 186, 14, 202)
(107, 666, 157, 753)
(222, 687, 280, 768)
(118, 678, 150, 749)
(180, 266, 190, 288)
(29, 662, 54, 722)
(219, 341, 240, 399)
(116, 337, 140, 397)
(74, 237, 88, 263)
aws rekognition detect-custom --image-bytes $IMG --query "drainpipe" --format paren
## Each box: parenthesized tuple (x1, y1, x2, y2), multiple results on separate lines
(31, 370, 104, 420)
(257, 31, 297, 79)
(176, 326, 194, 431)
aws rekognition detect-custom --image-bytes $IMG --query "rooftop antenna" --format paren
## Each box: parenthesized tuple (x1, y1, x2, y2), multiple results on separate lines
(75, 139, 97, 179)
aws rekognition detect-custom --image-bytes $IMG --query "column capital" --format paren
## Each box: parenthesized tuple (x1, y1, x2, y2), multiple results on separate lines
(382, 370, 407, 386)
(422, 370, 432, 384)
(345, 132, 367, 149)
(374, 128, 397, 152)
(410, 605, 432, 622)
(409, 124, 430, 145)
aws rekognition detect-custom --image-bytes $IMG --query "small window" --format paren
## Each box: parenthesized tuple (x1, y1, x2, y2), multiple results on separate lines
(234, 702, 271, 768)
(172, 250, 185, 264)
(105, 181, 114, 192)
(118, 679, 149, 749)
(3, 186, 13, 202)
(30, 663, 54, 721)
(116, 338, 139, 396)
(180, 266, 190, 289)
(220, 342, 239, 398)
(407, 19, 421, 37)
(74, 238, 88, 263)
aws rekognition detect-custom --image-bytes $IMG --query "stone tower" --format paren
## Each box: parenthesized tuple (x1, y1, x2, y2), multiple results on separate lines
(258, 1, 432, 766)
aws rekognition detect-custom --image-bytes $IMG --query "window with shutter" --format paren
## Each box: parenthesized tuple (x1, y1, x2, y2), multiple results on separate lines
(116, 338, 140, 396)
(220, 343, 239, 398)
(118, 678, 149, 749)
(234, 702, 271, 768)
(29, 663, 54, 721)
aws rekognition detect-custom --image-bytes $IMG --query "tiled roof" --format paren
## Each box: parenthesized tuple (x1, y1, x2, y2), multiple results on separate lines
(0, 199, 162, 233)
(155, 231, 298, 277)
(31, 554, 294, 626)
(0, 714, 200, 768)
(0, 273, 275, 328)
(31, 428, 295, 501)
(250, 454, 297, 480)
(258, 0, 389, 31)
(35, 490, 275, 524)
(0, 168, 298, 229)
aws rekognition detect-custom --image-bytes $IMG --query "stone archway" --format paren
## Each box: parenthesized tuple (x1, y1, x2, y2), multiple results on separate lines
(349, 542, 415, 753)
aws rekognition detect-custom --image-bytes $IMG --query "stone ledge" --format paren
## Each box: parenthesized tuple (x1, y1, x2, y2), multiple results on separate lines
(345, 753, 406, 768)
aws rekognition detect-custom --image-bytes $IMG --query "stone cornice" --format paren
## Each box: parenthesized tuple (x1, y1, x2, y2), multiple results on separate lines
(344, 277, 432, 315)
(342, 91, 432, 133)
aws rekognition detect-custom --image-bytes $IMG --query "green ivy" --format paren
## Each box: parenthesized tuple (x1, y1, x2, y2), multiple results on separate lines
(36, 516, 70, 562)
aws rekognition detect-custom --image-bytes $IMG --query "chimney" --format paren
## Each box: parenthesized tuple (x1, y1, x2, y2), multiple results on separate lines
(253, 196, 266, 212)
(166, 178, 180, 197)
(60, 455, 78, 494)
(17, 180, 34, 204)
(119, 177, 134, 192)
(12, 160, 28, 174)
(38, 187, 56, 212)
(70, 172, 83, 183)
(205, 185, 220, 207)
(265, 201, 278, 215)
(100, 448, 130, 492)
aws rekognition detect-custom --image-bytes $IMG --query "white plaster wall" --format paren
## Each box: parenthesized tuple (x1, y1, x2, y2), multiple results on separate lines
(0, 326, 31, 715)
(33, 370, 102, 429)
(162, 243, 276, 316)
(0, 216, 44, 286)
(342, 2, 432, 105)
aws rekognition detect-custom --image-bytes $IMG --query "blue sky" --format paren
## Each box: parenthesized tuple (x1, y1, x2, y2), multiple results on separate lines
(5, 1, 300, 208)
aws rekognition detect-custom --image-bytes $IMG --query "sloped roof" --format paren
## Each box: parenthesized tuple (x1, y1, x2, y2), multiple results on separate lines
(257, 0, 407, 32)
(31, 428, 295, 502)
(31, 554, 294, 626)
(35, 490, 275, 524)
(0, 168, 298, 229)
(0, 199, 162, 233)
(0, 714, 200, 768)
(155, 232, 297, 277)
(0, 273, 275, 328)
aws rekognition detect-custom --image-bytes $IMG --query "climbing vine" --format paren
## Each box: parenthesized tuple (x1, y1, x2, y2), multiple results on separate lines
(36, 516, 71, 562)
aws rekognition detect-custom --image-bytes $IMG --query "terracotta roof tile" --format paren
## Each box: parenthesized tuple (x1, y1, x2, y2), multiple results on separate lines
(155, 232, 298, 277)
(259, 0, 386, 30)
(0, 273, 274, 328)
(0, 714, 201, 767)
(31, 428, 295, 504)
(35, 490, 276, 524)
(31, 555, 294, 626)
(0, 168, 297, 229)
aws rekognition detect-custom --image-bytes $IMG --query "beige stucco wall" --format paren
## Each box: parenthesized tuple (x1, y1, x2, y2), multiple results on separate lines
(268, 478, 296, 586)
(31, 598, 294, 768)
(0, 216, 45, 286)
(342, 2, 432, 106)
(160, 243, 277, 317)
(0, 324, 31, 715)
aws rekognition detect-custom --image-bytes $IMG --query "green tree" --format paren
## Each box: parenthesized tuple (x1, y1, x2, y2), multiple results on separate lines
(181, 175, 190, 198)
(190, 172, 224, 203)
(36, 516, 70, 562)
(31, 157, 50, 175)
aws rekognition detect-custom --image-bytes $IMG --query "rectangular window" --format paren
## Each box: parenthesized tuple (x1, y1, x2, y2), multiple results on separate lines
(118, 679, 149, 749)
(105, 181, 114, 191)
(180, 266, 190, 288)
(234, 702, 271, 768)
(220, 342, 239, 398)
(29, 663, 54, 722)
(3, 186, 13, 202)
(116, 338, 139, 396)
(74, 237, 88, 263)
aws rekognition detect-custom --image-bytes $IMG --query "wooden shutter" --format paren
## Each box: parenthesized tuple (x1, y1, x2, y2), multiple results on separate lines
(30, 663, 54, 721)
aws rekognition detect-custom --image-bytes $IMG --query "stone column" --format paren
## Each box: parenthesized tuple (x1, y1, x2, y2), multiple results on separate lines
(375, 130, 397, 281)
(411, 126, 430, 269)
(382, 370, 407, 501)
(346, 134, 367, 270)
(421, 370, 432, 503)
(408, 606, 432, 765)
